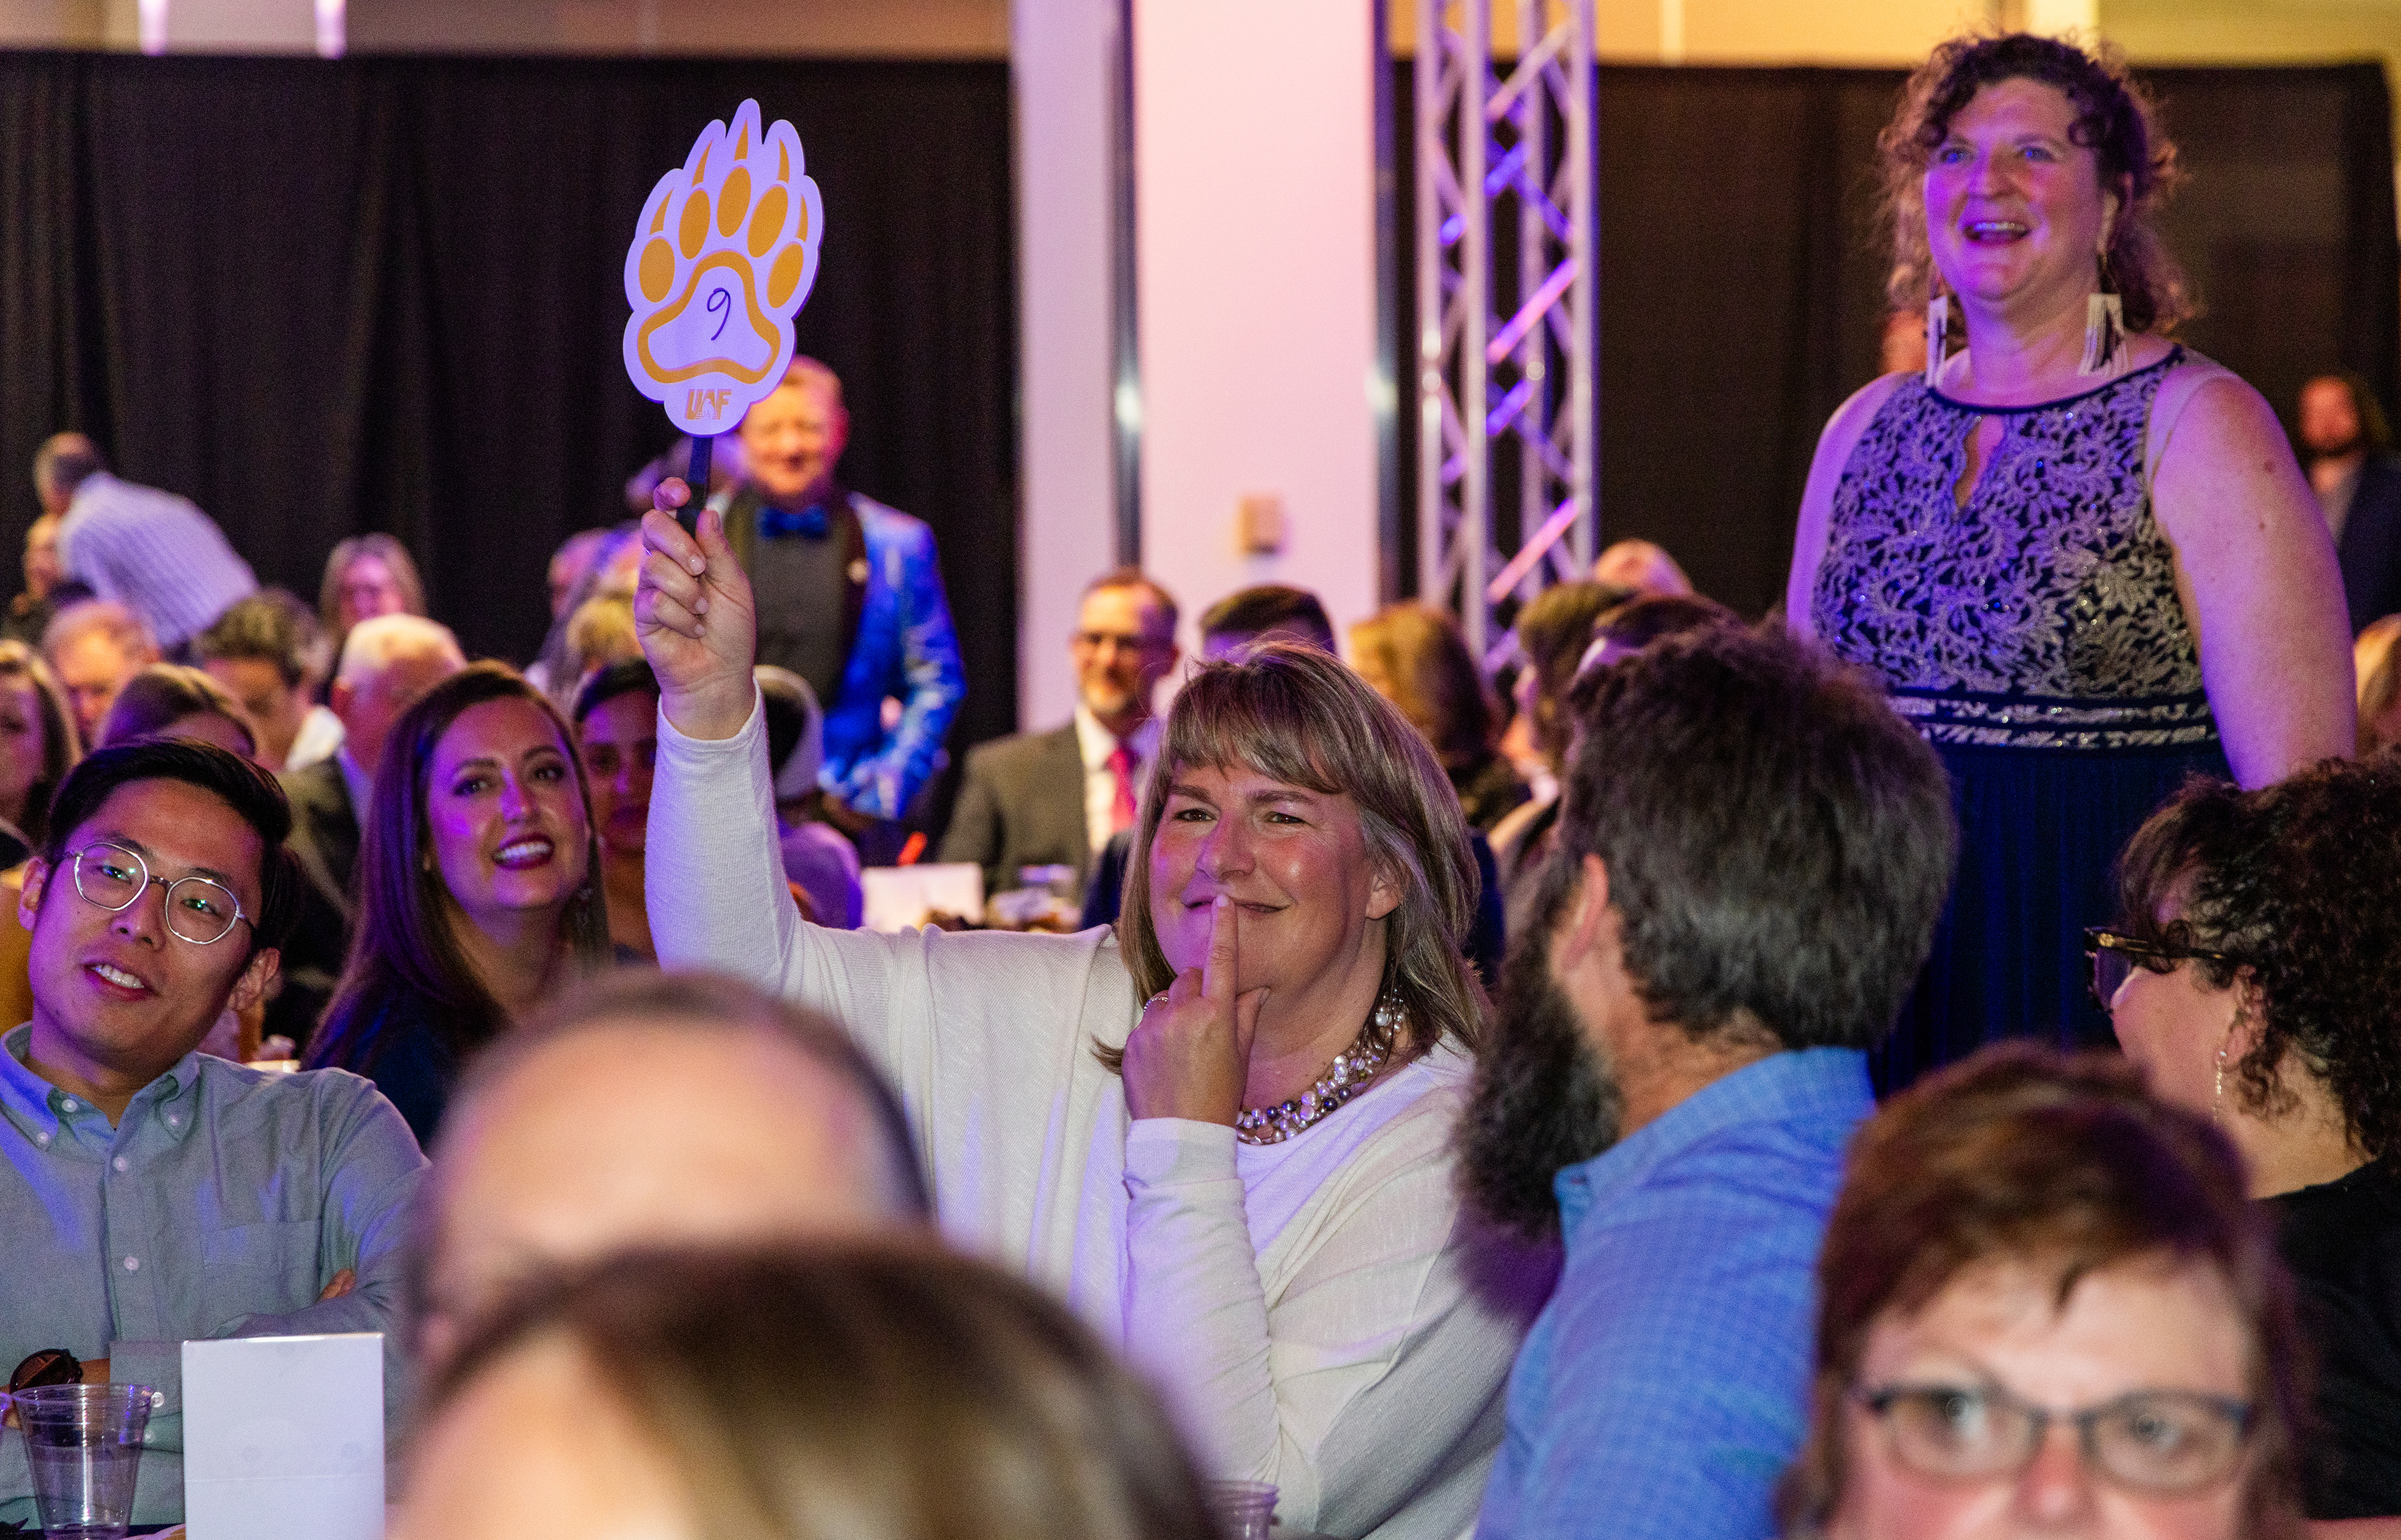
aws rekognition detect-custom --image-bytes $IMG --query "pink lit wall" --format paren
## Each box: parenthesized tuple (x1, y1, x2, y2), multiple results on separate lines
(1130, 0, 1380, 663)
(1014, 0, 1123, 730)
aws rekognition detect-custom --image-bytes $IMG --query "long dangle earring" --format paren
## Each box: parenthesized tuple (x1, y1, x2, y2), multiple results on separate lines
(2079, 251, 2126, 375)
(1923, 283, 1950, 389)
(2213, 1040, 2229, 1112)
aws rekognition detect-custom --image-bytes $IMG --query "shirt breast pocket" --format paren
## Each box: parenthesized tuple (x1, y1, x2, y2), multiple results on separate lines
(200, 1219, 323, 1313)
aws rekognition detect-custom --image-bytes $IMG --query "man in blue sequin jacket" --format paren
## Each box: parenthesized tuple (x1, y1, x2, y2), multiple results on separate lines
(720, 357, 964, 842)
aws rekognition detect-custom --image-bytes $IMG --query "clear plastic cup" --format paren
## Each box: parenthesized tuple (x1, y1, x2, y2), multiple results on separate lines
(1205, 1479, 1277, 1540)
(15, 1383, 154, 1540)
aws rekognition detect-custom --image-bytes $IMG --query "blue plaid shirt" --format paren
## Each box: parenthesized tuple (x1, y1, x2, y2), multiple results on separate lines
(0, 1025, 425, 1527)
(1475, 1047, 1873, 1540)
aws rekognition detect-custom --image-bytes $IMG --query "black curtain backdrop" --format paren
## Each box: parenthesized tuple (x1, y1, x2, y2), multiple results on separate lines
(0, 50, 1018, 751)
(1395, 61, 2401, 619)
(3, 55, 2392, 745)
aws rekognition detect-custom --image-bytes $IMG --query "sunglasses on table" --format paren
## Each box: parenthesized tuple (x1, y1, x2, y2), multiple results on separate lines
(2082, 928, 2241, 1013)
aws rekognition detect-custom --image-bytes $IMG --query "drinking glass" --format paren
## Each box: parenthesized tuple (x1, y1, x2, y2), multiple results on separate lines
(16, 1383, 154, 1540)
(1205, 1479, 1277, 1540)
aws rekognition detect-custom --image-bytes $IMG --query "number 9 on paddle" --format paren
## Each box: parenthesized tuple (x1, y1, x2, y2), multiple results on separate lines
(622, 99, 826, 534)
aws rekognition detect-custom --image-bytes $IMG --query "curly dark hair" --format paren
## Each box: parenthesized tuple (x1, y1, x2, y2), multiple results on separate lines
(2115, 758, 2401, 1157)
(1879, 32, 2192, 336)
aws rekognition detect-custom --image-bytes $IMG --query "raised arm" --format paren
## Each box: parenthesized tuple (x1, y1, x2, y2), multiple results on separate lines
(636, 480, 914, 1044)
(2149, 370, 2356, 784)
(635, 478, 756, 743)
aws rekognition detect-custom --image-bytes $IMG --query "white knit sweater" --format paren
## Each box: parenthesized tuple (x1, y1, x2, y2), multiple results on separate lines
(648, 695, 1554, 1539)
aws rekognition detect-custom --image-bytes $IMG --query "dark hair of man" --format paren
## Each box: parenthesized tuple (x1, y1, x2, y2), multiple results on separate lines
(2116, 758, 2401, 1158)
(1778, 1045, 2308, 1540)
(428, 1244, 1223, 1540)
(1593, 592, 1738, 656)
(1197, 585, 1336, 654)
(95, 664, 256, 756)
(1880, 33, 2190, 335)
(43, 739, 301, 958)
(452, 969, 931, 1218)
(1082, 568, 1180, 637)
(193, 590, 319, 690)
(2312, 371, 2395, 456)
(306, 663, 611, 1078)
(1557, 626, 1954, 1050)
(572, 657, 660, 728)
(1514, 582, 1634, 768)
(0, 640, 81, 847)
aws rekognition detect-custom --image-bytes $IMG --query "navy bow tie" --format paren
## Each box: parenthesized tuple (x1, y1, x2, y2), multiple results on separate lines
(758, 502, 831, 540)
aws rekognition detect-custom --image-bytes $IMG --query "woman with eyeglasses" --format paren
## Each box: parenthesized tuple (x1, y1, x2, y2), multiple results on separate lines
(1777, 1044, 2309, 1540)
(2093, 758, 2401, 1527)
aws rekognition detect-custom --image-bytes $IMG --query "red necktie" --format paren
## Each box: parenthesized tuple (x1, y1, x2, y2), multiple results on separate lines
(1106, 743, 1138, 834)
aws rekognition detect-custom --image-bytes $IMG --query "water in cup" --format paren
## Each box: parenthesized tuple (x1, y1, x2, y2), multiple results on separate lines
(15, 1383, 153, 1540)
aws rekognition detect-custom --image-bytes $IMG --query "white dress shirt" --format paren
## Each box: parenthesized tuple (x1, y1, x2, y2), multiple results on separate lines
(281, 706, 345, 772)
(1074, 704, 1160, 860)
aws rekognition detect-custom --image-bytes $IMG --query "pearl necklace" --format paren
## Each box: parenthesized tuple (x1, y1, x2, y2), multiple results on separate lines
(1233, 988, 1406, 1146)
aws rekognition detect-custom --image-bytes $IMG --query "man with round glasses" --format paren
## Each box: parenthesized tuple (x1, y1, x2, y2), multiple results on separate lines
(0, 740, 426, 1531)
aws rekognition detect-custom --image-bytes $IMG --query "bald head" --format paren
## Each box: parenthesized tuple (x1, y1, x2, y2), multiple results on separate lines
(415, 971, 926, 1363)
(331, 613, 466, 776)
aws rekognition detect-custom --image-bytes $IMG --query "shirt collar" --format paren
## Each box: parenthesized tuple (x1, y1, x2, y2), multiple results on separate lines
(1553, 1046, 1872, 1236)
(335, 745, 373, 826)
(1074, 703, 1161, 772)
(1, 1022, 206, 1145)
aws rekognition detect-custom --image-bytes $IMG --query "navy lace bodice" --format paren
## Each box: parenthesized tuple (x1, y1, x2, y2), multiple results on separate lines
(1809, 349, 2216, 750)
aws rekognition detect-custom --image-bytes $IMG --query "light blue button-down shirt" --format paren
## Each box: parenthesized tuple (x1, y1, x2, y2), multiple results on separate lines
(0, 1023, 426, 1527)
(1475, 1046, 1873, 1540)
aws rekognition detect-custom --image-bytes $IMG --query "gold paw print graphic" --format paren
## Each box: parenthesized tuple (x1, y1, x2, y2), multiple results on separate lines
(622, 100, 825, 434)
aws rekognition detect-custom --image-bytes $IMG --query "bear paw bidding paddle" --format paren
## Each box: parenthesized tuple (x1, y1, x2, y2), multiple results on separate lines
(622, 100, 825, 435)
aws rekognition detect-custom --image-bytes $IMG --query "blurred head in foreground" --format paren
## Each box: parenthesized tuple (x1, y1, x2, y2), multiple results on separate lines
(1779, 1046, 2306, 1540)
(394, 1244, 1219, 1540)
(412, 969, 929, 1365)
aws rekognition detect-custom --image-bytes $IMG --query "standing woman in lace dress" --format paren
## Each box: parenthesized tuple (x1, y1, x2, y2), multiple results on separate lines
(1786, 34, 2352, 1090)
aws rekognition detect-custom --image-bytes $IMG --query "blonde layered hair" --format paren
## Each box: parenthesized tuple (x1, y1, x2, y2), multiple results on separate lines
(1115, 644, 1485, 1060)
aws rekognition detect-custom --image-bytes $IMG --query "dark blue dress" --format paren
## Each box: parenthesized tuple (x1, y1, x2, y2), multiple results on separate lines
(1811, 349, 2230, 1091)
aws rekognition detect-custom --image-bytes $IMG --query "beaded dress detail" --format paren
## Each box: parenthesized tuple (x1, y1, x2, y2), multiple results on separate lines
(1810, 348, 2217, 750)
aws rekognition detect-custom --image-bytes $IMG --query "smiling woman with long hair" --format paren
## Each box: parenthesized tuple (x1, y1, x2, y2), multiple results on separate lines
(635, 488, 1555, 1540)
(303, 664, 610, 1142)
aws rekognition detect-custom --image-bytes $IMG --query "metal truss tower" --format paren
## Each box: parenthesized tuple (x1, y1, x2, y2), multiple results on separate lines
(1415, 0, 1597, 667)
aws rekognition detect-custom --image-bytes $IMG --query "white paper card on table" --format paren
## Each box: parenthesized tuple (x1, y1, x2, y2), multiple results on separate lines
(181, 1334, 383, 1540)
(622, 99, 826, 436)
(861, 862, 984, 932)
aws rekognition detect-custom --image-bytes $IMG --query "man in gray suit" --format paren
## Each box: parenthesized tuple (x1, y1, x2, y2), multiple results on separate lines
(940, 570, 1178, 905)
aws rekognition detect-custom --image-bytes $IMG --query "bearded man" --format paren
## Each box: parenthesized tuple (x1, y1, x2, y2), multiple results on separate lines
(1460, 626, 1955, 1540)
(2296, 372, 2401, 634)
